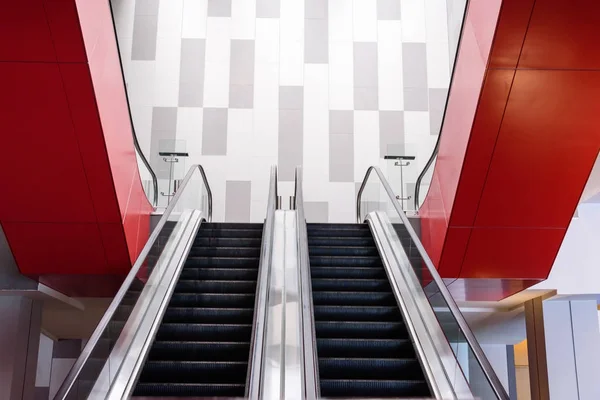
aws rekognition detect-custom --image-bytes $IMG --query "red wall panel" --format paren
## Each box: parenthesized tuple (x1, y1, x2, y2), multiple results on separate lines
(0, 0, 152, 296)
(421, 0, 600, 300)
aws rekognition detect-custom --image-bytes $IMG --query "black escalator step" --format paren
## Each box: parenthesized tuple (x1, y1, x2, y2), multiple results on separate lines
(314, 306, 401, 322)
(311, 279, 391, 292)
(175, 280, 257, 294)
(310, 256, 382, 267)
(319, 358, 425, 380)
(197, 229, 263, 239)
(308, 223, 369, 230)
(148, 341, 251, 361)
(179, 267, 258, 281)
(162, 307, 254, 324)
(156, 323, 252, 341)
(317, 338, 415, 358)
(134, 383, 245, 397)
(306, 228, 372, 238)
(320, 379, 430, 398)
(309, 246, 380, 257)
(185, 256, 260, 268)
(308, 236, 375, 247)
(315, 321, 407, 339)
(188, 246, 261, 258)
(312, 291, 397, 306)
(202, 222, 263, 230)
(310, 266, 386, 279)
(139, 361, 248, 383)
(194, 237, 262, 248)
(169, 293, 255, 308)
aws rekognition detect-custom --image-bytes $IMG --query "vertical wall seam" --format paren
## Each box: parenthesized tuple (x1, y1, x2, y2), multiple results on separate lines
(569, 302, 581, 400)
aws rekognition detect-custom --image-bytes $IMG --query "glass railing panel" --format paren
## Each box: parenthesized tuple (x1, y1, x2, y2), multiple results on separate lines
(55, 165, 211, 400)
(357, 167, 509, 400)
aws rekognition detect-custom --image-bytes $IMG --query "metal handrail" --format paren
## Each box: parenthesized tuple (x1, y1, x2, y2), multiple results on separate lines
(294, 167, 319, 400)
(109, 1, 158, 207)
(357, 166, 509, 400)
(247, 165, 278, 400)
(54, 164, 212, 399)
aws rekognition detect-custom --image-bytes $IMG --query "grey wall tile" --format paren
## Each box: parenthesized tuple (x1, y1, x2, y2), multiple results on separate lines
(230, 85, 254, 108)
(151, 107, 178, 178)
(135, 0, 159, 15)
(404, 87, 429, 111)
(304, 201, 329, 222)
(131, 15, 158, 60)
(305, 19, 328, 63)
(257, 0, 280, 18)
(53, 339, 82, 358)
(379, 111, 404, 157)
(377, 0, 401, 20)
(202, 108, 228, 155)
(354, 86, 378, 110)
(225, 181, 251, 221)
(208, 0, 232, 17)
(329, 134, 354, 182)
(179, 39, 206, 106)
(429, 88, 448, 134)
(354, 43, 378, 87)
(329, 111, 354, 134)
(403, 43, 428, 88)
(230, 40, 255, 85)
(34, 387, 49, 400)
(279, 87, 303, 109)
(306, 0, 328, 19)
(279, 110, 303, 181)
(406, 182, 416, 211)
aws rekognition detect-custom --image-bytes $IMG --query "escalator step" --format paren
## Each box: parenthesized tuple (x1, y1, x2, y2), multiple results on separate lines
(134, 383, 245, 397)
(319, 358, 425, 380)
(308, 223, 369, 230)
(156, 323, 252, 341)
(310, 266, 386, 279)
(317, 338, 415, 359)
(194, 237, 262, 248)
(185, 257, 260, 268)
(309, 246, 380, 257)
(138, 361, 248, 383)
(315, 321, 407, 339)
(161, 307, 254, 324)
(309, 256, 382, 267)
(313, 291, 397, 306)
(175, 280, 257, 294)
(188, 246, 261, 258)
(306, 228, 372, 238)
(311, 279, 391, 292)
(197, 229, 263, 239)
(148, 341, 251, 361)
(170, 293, 255, 308)
(320, 379, 430, 398)
(308, 237, 375, 247)
(314, 306, 401, 322)
(179, 267, 258, 281)
(202, 222, 263, 230)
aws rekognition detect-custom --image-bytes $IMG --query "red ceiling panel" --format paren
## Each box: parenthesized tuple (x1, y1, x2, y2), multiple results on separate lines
(461, 227, 566, 279)
(59, 63, 122, 224)
(488, 0, 535, 69)
(451, 69, 515, 226)
(438, 227, 471, 278)
(0, 62, 96, 223)
(0, 0, 56, 62)
(475, 70, 600, 228)
(43, 0, 87, 62)
(98, 223, 131, 275)
(519, 0, 600, 70)
(3, 221, 107, 275)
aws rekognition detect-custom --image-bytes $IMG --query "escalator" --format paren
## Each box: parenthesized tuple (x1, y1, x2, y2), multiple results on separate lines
(308, 223, 432, 398)
(134, 222, 263, 397)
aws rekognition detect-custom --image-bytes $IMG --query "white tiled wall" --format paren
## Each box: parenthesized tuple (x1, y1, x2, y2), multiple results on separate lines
(113, 0, 455, 221)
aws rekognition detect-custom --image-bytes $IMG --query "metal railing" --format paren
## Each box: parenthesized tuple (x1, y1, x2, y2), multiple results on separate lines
(294, 167, 319, 400)
(357, 166, 509, 400)
(247, 165, 278, 400)
(54, 165, 212, 399)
